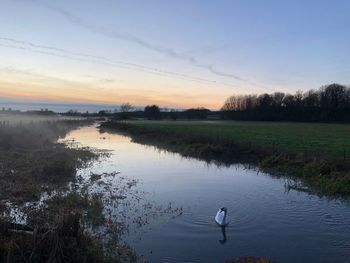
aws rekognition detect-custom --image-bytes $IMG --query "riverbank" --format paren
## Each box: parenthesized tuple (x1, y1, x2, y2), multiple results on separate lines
(0, 118, 138, 262)
(101, 120, 350, 197)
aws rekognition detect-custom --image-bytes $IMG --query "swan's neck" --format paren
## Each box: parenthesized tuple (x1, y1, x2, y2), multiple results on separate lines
(222, 211, 227, 223)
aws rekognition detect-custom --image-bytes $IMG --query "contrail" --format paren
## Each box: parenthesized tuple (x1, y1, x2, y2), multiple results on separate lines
(25, 0, 268, 87)
(0, 36, 275, 92)
(0, 37, 218, 85)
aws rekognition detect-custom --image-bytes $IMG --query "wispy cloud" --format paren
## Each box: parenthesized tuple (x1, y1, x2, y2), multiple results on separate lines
(0, 37, 219, 86)
(1, 36, 275, 92)
(0, 37, 274, 94)
(25, 0, 273, 91)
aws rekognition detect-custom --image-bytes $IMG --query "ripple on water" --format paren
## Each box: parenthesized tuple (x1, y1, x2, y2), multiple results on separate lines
(63, 126, 350, 263)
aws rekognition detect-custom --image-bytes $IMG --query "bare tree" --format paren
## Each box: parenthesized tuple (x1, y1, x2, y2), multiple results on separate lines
(221, 83, 350, 122)
(119, 102, 133, 119)
(120, 103, 133, 113)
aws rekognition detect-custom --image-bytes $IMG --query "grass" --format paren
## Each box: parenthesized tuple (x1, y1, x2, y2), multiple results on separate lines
(118, 120, 350, 160)
(0, 117, 131, 262)
(101, 120, 350, 197)
(0, 119, 97, 204)
(0, 117, 182, 262)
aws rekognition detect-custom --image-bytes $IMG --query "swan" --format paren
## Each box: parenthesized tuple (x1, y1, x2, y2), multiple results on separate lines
(215, 207, 228, 226)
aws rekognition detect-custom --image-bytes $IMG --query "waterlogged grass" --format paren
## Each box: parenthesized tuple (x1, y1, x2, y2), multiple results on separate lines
(0, 118, 183, 262)
(0, 119, 97, 204)
(123, 120, 350, 160)
(0, 119, 111, 262)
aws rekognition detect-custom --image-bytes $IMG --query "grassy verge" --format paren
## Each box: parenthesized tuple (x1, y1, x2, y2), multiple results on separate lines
(101, 120, 350, 197)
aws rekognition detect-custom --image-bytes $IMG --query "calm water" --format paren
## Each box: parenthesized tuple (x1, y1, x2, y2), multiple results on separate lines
(63, 125, 350, 263)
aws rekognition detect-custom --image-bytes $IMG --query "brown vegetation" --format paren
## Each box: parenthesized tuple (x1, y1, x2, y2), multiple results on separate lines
(0, 119, 96, 204)
(0, 119, 126, 262)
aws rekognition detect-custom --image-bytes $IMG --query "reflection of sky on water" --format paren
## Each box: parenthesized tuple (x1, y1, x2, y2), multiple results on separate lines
(63, 125, 350, 263)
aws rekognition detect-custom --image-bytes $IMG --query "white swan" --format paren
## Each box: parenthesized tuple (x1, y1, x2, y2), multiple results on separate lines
(215, 207, 228, 226)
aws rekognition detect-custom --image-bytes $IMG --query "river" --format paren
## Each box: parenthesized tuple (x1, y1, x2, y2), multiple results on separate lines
(62, 125, 350, 263)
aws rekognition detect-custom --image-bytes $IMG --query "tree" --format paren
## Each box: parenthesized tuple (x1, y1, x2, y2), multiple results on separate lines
(184, 108, 210, 119)
(144, 105, 161, 120)
(282, 94, 296, 108)
(321, 83, 347, 110)
(303, 90, 319, 108)
(169, 109, 179, 120)
(120, 103, 132, 113)
(119, 102, 133, 119)
(221, 83, 350, 122)
(257, 94, 273, 109)
(272, 92, 285, 107)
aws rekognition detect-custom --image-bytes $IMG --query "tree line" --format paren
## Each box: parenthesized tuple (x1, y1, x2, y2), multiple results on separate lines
(125, 105, 210, 120)
(58, 83, 350, 123)
(221, 83, 350, 122)
(103, 104, 211, 120)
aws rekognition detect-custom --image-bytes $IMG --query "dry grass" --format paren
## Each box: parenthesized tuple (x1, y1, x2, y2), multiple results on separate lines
(0, 119, 96, 204)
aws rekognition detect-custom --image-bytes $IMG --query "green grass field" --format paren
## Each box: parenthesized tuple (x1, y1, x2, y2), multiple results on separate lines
(126, 120, 350, 160)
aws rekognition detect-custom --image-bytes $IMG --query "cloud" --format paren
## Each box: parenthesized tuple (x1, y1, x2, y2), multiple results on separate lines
(0, 37, 219, 86)
(1, 36, 276, 92)
(25, 0, 273, 91)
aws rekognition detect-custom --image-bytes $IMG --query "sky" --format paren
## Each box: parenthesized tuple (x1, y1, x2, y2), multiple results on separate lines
(0, 0, 349, 110)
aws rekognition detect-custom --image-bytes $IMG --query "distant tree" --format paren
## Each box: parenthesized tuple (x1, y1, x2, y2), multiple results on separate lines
(294, 90, 303, 106)
(98, 110, 107, 116)
(120, 103, 132, 113)
(184, 108, 210, 119)
(169, 109, 179, 120)
(66, 109, 78, 115)
(321, 83, 347, 109)
(272, 92, 285, 107)
(144, 105, 161, 120)
(119, 103, 133, 119)
(282, 94, 296, 108)
(303, 90, 319, 108)
(221, 96, 236, 111)
(222, 95, 246, 111)
(221, 83, 350, 123)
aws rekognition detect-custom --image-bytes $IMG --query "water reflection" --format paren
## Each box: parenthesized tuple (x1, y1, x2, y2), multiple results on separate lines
(219, 226, 227, 244)
(62, 125, 350, 263)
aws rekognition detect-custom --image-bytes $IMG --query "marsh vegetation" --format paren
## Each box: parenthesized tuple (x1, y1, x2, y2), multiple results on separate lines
(0, 115, 181, 262)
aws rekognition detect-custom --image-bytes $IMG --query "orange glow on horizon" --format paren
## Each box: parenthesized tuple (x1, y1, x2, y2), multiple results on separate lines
(0, 66, 235, 109)
(0, 81, 226, 110)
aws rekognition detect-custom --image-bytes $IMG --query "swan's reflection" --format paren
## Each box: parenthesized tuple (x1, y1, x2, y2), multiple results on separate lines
(219, 225, 227, 244)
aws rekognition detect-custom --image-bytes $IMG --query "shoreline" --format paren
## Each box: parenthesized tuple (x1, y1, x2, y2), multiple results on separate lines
(101, 120, 350, 198)
(0, 119, 138, 262)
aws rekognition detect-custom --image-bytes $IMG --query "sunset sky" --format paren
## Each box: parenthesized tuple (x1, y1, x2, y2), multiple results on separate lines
(1, 0, 350, 109)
